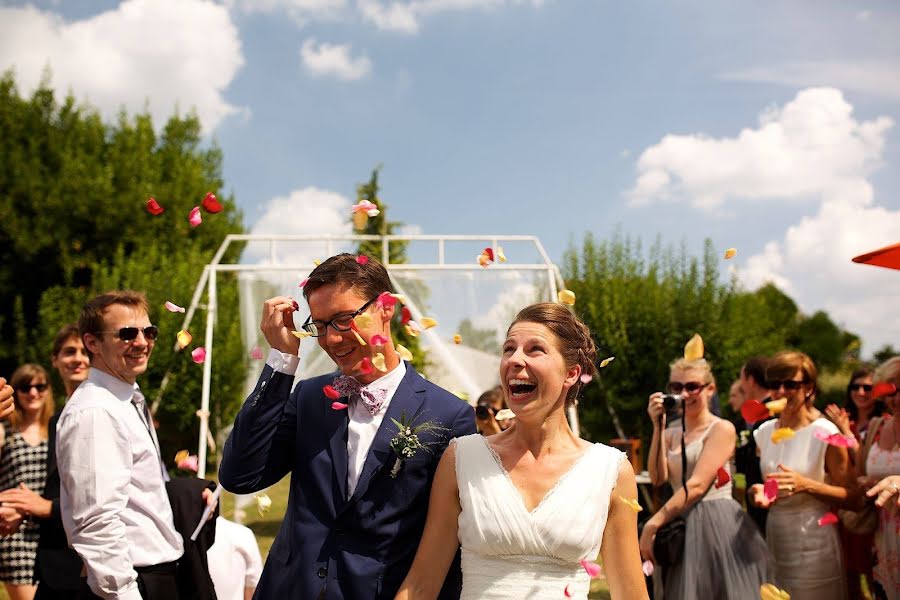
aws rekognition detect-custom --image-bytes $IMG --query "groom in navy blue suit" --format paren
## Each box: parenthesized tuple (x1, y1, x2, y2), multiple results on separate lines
(220, 253, 476, 600)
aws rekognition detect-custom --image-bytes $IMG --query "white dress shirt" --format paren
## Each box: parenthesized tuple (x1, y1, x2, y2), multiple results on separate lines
(207, 517, 263, 600)
(57, 368, 183, 600)
(268, 349, 406, 496)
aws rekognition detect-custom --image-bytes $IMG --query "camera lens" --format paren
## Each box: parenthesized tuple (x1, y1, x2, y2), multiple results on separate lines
(475, 405, 491, 420)
(662, 394, 682, 411)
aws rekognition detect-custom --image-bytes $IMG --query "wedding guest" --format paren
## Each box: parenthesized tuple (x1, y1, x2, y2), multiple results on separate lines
(207, 516, 263, 600)
(749, 351, 853, 600)
(737, 355, 771, 534)
(475, 386, 509, 435)
(641, 357, 774, 599)
(0, 365, 54, 600)
(396, 303, 648, 599)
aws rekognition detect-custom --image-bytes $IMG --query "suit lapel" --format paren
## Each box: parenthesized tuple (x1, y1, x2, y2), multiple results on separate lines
(343, 366, 426, 508)
(321, 374, 350, 504)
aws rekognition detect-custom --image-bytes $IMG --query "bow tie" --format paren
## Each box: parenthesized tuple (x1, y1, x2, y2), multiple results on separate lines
(331, 375, 388, 416)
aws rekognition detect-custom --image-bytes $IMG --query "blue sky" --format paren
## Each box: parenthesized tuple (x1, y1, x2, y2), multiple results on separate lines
(2, 0, 900, 355)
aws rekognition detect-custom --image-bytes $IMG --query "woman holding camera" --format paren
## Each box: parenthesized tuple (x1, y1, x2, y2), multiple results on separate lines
(641, 357, 773, 599)
(749, 351, 853, 600)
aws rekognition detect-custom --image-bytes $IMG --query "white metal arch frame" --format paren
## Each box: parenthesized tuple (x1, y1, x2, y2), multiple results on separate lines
(163, 233, 570, 478)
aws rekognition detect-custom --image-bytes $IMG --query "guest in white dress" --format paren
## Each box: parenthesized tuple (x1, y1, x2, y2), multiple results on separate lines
(395, 303, 647, 600)
(749, 351, 854, 600)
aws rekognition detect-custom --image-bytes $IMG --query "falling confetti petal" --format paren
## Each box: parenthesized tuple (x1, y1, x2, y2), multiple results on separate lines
(497, 246, 507, 263)
(370, 334, 389, 346)
(353, 313, 374, 330)
(390, 294, 406, 305)
(290, 330, 313, 338)
(372, 353, 387, 372)
(763, 478, 779, 503)
(376, 291, 397, 309)
(356, 357, 374, 376)
(482, 247, 494, 261)
(766, 398, 787, 416)
(299, 278, 309, 288)
(760, 583, 791, 600)
(396, 344, 413, 361)
(771, 427, 795, 444)
(619, 496, 642, 512)
(401, 307, 412, 324)
(202, 192, 223, 213)
(313, 259, 321, 266)
(741, 399, 771, 424)
(683, 333, 704, 360)
(817, 512, 838, 526)
(146, 197, 164, 215)
(177, 454, 199, 472)
(564, 584, 572, 598)
(165, 301, 185, 313)
(331, 401, 349, 410)
(323, 385, 341, 400)
(642, 560, 655, 577)
(813, 429, 859, 449)
(174, 449, 189, 465)
(477, 253, 492, 268)
(352, 210, 369, 230)
(557, 289, 576, 305)
(716, 466, 731, 488)
(420, 317, 438, 329)
(405, 321, 421, 337)
(872, 382, 897, 399)
(724, 247, 737, 259)
(191, 347, 207, 364)
(176, 330, 193, 350)
(250, 346, 264, 360)
(291, 299, 300, 311)
(352, 329, 367, 346)
(255, 493, 272, 515)
(580, 374, 593, 384)
(599, 356, 615, 368)
(356, 254, 369, 265)
(580, 560, 602, 578)
(495, 409, 515, 421)
(188, 206, 202, 227)
(453, 334, 462, 344)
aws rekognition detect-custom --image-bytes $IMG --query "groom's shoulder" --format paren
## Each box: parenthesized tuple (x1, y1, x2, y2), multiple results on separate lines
(293, 370, 340, 395)
(408, 367, 469, 407)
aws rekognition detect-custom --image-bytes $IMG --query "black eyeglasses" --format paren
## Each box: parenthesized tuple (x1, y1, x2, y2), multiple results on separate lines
(667, 381, 708, 394)
(301, 297, 378, 337)
(849, 383, 873, 393)
(16, 383, 48, 393)
(101, 326, 159, 342)
(766, 379, 807, 391)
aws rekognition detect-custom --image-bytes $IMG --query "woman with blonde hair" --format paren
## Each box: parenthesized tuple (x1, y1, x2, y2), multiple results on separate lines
(641, 357, 773, 598)
(750, 351, 853, 600)
(0, 364, 54, 600)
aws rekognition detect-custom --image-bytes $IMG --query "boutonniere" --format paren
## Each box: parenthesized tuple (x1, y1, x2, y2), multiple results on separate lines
(389, 413, 447, 478)
(737, 430, 751, 448)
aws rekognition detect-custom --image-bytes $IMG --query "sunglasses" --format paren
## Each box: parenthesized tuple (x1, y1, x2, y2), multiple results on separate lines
(849, 383, 873, 393)
(766, 379, 807, 391)
(16, 383, 49, 393)
(101, 326, 159, 342)
(666, 381, 708, 394)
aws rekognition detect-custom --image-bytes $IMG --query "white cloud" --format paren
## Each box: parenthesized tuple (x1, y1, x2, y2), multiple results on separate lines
(628, 87, 900, 354)
(856, 10, 872, 21)
(225, 0, 347, 24)
(0, 0, 244, 133)
(301, 38, 372, 81)
(721, 60, 900, 102)
(627, 87, 893, 211)
(358, 0, 547, 34)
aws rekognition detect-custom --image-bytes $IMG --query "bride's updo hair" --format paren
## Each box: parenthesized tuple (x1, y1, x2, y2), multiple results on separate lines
(508, 303, 597, 405)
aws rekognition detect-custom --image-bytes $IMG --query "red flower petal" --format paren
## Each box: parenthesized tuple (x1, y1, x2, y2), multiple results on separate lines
(370, 334, 389, 346)
(376, 291, 397, 309)
(323, 385, 340, 400)
(872, 382, 897, 399)
(564, 584, 572, 598)
(482, 247, 494, 261)
(202, 192, 223, 213)
(817, 512, 838, 526)
(401, 306, 412, 325)
(331, 401, 349, 410)
(291, 299, 300, 311)
(716, 466, 731, 488)
(356, 254, 369, 265)
(146, 197, 164, 215)
(763, 478, 778, 503)
(357, 357, 374, 375)
(741, 399, 771, 424)
(299, 278, 309, 288)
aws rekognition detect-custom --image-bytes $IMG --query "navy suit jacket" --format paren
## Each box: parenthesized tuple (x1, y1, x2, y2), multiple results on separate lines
(219, 362, 476, 600)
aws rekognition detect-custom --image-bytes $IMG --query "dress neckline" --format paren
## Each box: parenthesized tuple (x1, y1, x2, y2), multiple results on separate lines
(479, 435, 597, 515)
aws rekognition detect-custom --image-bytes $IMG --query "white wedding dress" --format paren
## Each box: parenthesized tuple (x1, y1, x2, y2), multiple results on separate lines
(455, 434, 625, 599)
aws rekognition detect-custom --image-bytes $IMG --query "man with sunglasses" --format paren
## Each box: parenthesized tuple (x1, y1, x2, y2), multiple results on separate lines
(220, 253, 476, 600)
(56, 291, 194, 600)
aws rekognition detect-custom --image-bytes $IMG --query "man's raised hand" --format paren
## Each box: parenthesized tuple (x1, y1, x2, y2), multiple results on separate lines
(260, 296, 302, 355)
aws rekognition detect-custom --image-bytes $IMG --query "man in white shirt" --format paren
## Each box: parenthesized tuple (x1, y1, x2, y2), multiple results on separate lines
(56, 290, 210, 600)
(207, 516, 262, 600)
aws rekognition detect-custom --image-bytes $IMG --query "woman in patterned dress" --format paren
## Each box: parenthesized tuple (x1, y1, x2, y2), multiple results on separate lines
(0, 364, 54, 600)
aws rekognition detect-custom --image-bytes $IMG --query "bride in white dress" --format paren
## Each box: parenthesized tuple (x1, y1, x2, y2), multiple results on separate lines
(396, 303, 648, 600)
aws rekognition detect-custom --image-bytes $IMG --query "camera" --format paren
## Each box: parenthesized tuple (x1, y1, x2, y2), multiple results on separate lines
(662, 394, 683, 411)
(475, 403, 494, 420)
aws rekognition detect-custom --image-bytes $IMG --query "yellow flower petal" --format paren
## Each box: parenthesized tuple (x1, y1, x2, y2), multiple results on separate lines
(497, 246, 507, 263)
(404, 324, 419, 337)
(495, 408, 515, 421)
(477, 253, 491, 268)
(390, 294, 406, 305)
(453, 334, 462, 344)
(771, 427, 796, 444)
(255, 493, 272, 515)
(352, 329, 367, 346)
(290, 330, 313, 338)
(683, 333, 704, 361)
(420, 317, 438, 329)
(174, 449, 189, 465)
(724, 247, 737, 260)
(599, 356, 615, 368)
(760, 583, 791, 600)
(557, 289, 576, 305)
(353, 210, 369, 231)
(619, 495, 642, 512)
(372, 353, 387, 372)
(766, 398, 787, 416)
(396, 344, 413, 361)
(353, 313, 374, 329)
(176, 330, 193, 351)
(313, 259, 321, 266)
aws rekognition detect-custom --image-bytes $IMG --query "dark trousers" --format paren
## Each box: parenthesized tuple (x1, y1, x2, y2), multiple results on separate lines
(34, 584, 80, 600)
(78, 562, 180, 600)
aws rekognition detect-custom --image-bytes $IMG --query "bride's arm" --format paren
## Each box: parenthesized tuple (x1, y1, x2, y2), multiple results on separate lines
(395, 443, 462, 600)
(600, 459, 649, 600)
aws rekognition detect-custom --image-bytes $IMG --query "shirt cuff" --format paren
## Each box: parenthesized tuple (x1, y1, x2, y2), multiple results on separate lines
(115, 585, 144, 600)
(267, 348, 299, 375)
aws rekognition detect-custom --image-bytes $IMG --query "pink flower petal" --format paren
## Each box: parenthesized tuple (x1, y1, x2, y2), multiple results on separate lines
(356, 254, 369, 265)
(642, 560, 654, 576)
(376, 291, 397, 308)
(818, 512, 838, 526)
(323, 385, 340, 400)
(250, 345, 264, 360)
(331, 401, 349, 410)
(191, 347, 206, 364)
(580, 373, 593, 384)
(814, 429, 859, 449)
(299, 278, 309, 288)
(764, 478, 779, 503)
(177, 455, 199, 472)
(579, 559, 601, 578)
(357, 357, 374, 375)
(370, 334, 389, 346)
(188, 206, 202, 227)
(165, 301, 186, 313)
(146, 197, 164, 215)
